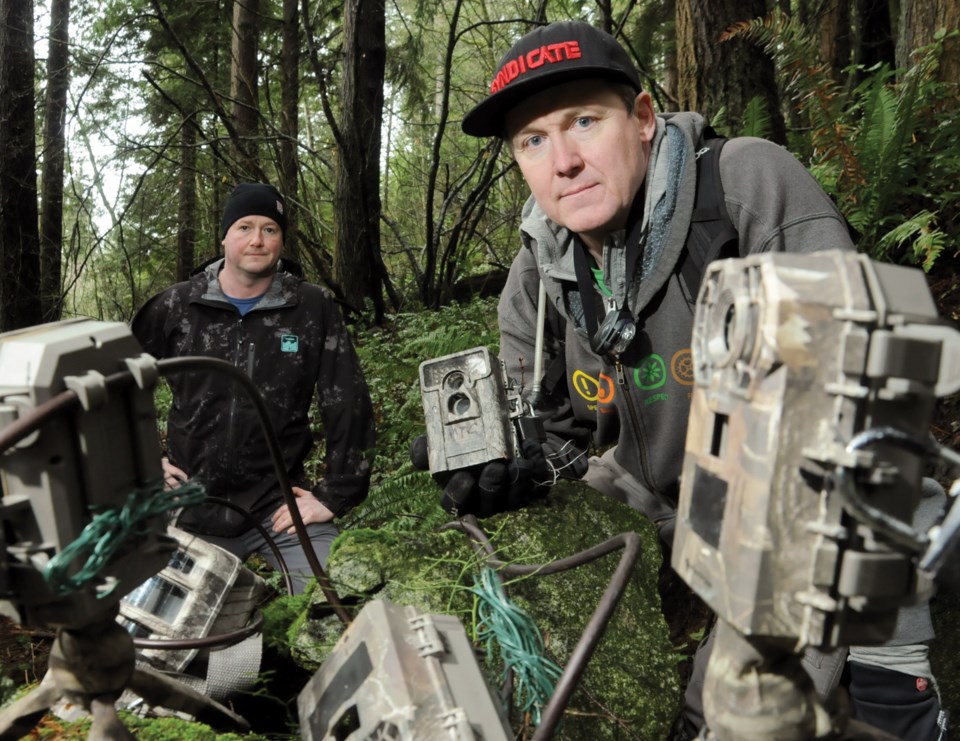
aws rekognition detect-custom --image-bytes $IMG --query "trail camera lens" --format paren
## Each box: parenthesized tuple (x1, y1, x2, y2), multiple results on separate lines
(445, 372, 465, 390)
(449, 393, 472, 415)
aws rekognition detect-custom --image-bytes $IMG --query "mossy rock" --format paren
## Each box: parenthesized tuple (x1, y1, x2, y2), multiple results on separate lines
(14, 711, 268, 740)
(930, 584, 960, 724)
(292, 480, 683, 740)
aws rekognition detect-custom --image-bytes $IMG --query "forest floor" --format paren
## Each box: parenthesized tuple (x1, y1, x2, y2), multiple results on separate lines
(2, 261, 959, 736)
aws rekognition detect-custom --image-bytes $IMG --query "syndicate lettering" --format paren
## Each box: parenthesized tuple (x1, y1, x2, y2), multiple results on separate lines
(489, 41, 582, 93)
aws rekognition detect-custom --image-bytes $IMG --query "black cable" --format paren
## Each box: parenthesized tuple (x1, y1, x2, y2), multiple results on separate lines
(836, 427, 939, 552)
(156, 357, 350, 625)
(0, 357, 352, 626)
(200, 496, 295, 596)
(441, 517, 642, 739)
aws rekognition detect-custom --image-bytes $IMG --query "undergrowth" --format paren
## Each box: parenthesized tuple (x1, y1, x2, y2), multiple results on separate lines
(340, 296, 500, 532)
(727, 15, 959, 271)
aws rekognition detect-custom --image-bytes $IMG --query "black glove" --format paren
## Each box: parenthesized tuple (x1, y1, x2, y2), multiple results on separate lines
(410, 435, 552, 517)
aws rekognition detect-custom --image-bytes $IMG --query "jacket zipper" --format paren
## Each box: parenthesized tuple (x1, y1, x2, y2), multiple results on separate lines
(226, 318, 246, 476)
(614, 359, 656, 492)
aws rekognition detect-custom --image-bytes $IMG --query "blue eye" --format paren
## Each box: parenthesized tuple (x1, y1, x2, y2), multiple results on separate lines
(574, 116, 593, 129)
(526, 134, 545, 149)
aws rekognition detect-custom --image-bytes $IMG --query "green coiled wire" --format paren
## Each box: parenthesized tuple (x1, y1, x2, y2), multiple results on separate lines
(43, 480, 206, 597)
(470, 566, 563, 726)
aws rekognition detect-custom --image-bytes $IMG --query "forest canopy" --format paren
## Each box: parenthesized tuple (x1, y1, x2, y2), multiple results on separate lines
(0, 0, 957, 331)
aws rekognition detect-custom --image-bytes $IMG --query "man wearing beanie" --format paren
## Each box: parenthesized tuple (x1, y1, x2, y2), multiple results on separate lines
(438, 20, 946, 740)
(132, 182, 375, 595)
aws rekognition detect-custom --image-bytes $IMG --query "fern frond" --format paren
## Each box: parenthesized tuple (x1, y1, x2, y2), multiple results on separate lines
(724, 10, 860, 194)
(739, 96, 773, 140)
(875, 211, 946, 272)
(709, 105, 728, 132)
(341, 469, 439, 531)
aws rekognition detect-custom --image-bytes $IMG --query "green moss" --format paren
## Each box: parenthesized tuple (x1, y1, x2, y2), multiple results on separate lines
(930, 586, 960, 723)
(291, 480, 682, 739)
(260, 591, 311, 655)
(26, 711, 272, 740)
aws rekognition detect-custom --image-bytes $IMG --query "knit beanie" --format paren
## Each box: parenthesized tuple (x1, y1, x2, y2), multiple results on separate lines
(220, 183, 287, 238)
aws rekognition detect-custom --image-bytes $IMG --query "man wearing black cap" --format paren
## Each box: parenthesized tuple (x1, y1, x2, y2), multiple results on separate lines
(132, 182, 375, 595)
(453, 20, 947, 741)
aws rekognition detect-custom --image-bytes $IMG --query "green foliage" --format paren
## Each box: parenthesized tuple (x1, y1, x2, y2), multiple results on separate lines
(338, 295, 500, 530)
(728, 15, 959, 271)
(0, 675, 16, 708)
(738, 96, 775, 140)
(25, 710, 270, 740)
(875, 210, 948, 271)
(261, 590, 313, 656)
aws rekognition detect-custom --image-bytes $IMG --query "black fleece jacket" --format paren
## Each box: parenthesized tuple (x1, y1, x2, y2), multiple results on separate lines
(132, 258, 375, 536)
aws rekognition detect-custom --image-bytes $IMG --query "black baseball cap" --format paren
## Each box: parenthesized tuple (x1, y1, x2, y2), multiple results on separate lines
(462, 21, 642, 138)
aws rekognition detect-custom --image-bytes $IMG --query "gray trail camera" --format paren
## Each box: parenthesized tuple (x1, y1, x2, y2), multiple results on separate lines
(673, 249, 958, 650)
(298, 599, 510, 740)
(0, 319, 174, 628)
(419, 347, 522, 474)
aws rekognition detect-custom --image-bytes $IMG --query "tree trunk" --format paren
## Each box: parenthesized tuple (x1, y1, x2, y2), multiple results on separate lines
(0, 0, 43, 331)
(819, 0, 852, 82)
(279, 0, 300, 264)
(40, 0, 70, 323)
(333, 0, 386, 318)
(676, 0, 787, 144)
(230, 0, 260, 174)
(662, 0, 679, 100)
(897, 0, 960, 86)
(176, 118, 198, 283)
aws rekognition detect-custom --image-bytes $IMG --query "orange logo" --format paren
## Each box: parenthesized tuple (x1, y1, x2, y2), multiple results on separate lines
(671, 348, 695, 386)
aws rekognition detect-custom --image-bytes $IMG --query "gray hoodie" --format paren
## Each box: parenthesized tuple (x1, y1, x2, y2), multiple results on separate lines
(498, 111, 855, 504)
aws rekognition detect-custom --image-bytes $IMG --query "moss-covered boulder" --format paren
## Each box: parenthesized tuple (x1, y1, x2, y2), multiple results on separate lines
(930, 584, 960, 725)
(292, 481, 683, 740)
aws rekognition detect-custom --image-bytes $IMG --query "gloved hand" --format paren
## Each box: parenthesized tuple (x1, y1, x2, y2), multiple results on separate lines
(410, 435, 553, 517)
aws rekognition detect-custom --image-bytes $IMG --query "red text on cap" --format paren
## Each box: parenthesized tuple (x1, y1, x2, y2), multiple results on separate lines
(489, 41, 582, 94)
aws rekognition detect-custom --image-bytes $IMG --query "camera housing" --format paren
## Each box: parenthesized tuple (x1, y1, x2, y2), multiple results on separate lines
(672, 249, 951, 649)
(418, 347, 523, 475)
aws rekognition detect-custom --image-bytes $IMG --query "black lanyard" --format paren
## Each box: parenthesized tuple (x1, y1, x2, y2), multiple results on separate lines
(571, 198, 646, 336)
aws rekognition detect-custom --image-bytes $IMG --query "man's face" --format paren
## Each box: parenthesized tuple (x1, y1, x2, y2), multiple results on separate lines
(506, 80, 657, 252)
(222, 215, 283, 279)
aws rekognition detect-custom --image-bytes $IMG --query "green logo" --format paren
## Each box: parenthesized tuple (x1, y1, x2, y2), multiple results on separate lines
(634, 354, 667, 390)
(280, 334, 299, 352)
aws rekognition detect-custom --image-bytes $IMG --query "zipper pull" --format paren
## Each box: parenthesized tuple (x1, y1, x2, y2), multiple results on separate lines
(615, 360, 626, 386)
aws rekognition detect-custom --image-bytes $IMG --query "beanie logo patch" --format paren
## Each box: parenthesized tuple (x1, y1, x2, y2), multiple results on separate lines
(276, 200, 284, 214)
(490, 40, 582, 94)
(280, 334, 299, 352)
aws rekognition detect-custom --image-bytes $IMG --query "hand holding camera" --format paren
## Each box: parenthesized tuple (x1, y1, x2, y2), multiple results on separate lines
(415, 347, 554, 517)
(410, 435, 552, 517)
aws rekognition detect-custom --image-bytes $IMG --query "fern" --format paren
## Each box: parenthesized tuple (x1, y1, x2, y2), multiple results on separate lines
(339, 469, 447, 532)
(875, 210, 946, 272)
(727, 15, 958, 271)
(739, 96, 773, 140)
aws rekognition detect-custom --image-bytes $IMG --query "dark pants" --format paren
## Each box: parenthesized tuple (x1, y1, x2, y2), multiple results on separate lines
(199, 510, 338, 596)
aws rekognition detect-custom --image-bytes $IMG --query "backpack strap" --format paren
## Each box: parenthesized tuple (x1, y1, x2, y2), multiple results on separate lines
(679, 132, 739, 297)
